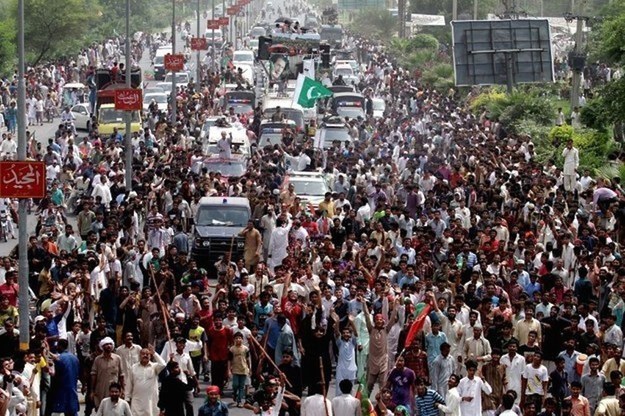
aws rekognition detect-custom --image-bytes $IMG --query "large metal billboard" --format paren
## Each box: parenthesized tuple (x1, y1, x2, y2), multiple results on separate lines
(451, 19, 554, 87)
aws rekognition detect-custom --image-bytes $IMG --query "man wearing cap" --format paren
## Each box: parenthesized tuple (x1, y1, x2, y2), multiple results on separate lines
(125, 344, 166, 416)
(169, 335, 198, 414)
(91, 336, 124, 409)
(463, 323, 492, 370)
(199, 386, 228, 416)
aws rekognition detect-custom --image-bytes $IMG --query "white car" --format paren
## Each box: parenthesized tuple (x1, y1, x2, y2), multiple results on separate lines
(70, 103, 92, 131)
(164, 72, 190, 88)
(155, 82, 173, 94)
(318, 122, 352, 150)
(143, 92, 168, 113)
(143, 86, 165, 95)
(372, 98, 386, 119)
(332, 64, 359, 86)
(334, 59, 360, 76)
(284, 172, 331, 207)
(248, 39, 259, 54)
(232, 50, 255, 67)
(234, 64, 255, 85)
(200, 116, 222, 140)
(205, 28, 224, 47)
(250, 26, 266, 38)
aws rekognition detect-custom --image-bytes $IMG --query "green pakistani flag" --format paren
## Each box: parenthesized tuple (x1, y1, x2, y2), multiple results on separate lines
(296, 76, 333, 108)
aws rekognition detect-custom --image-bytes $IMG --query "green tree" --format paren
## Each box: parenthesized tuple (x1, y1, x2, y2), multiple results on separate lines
(409, 0, 500, 20)
(348, 8, 397, 40)
(22, 0, 96, 65)
(0, 4, 16, 75)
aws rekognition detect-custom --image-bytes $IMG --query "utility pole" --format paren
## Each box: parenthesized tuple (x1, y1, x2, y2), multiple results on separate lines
(125, 0, 133, 192)
(473, 0, 478, 19)
(171, 0, 177, 125)
(568, 2, 587, 109)
(196, 0, 202, 90)
(452, 0, 457, 21)
(398, 0, 406, 38)
(17, 0, 29, 353)
(212, 0, 216, 72)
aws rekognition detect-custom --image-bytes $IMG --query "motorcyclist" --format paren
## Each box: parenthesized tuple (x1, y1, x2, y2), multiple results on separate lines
(60, 107, 76, 134)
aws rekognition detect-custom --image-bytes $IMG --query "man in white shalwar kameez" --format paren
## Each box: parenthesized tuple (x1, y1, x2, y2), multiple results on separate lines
(457, 360, 492, 416)
(301, 384, 333, 416)
(562, 139, 579, 193)
(438, 374, 462, 416)
(267, 218, 291, 271)
(125, 346, 167, 416)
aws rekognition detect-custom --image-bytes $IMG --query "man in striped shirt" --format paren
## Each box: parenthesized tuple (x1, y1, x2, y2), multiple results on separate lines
(414, 377, 445, 416)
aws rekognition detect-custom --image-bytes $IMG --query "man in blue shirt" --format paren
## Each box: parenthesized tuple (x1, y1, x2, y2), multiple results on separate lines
(425, 321, 448, 364)
(415, 376, 446, 416)
(524, 274, 542, 301)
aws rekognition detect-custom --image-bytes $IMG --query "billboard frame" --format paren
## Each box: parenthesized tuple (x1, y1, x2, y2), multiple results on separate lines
(451, 19, 554, 92)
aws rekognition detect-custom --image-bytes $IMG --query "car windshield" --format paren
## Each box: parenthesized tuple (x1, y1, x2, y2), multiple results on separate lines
(323, 127, 350, 141)
(145, 94, 167, 104)
(154, 56, 164, 65)
(203, 161, 246, 177)
(334, 68, 352, 76)
(234, 53, 253, 62)
(196, 206, 249, 226)
(263, 109, 304, 128)
(258, 133, 282, 147)
(261, 122, 291, 131)
(202, 120, 218, 133)
(337, 107, 364, 118)
(100, 108, 140, 123)
(165, 73, 189, 83)
(230, 104, 253, 114)
(289, 179, 328, 196)
(157, 83, 173, 92)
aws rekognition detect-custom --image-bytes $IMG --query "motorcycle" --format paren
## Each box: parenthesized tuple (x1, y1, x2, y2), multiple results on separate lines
(45, 106, 55, 123)
(63, 120, 77, 136)
(0, 211, 9, 242)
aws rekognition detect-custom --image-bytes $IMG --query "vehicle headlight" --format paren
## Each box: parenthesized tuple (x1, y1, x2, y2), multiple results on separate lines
(237, 241, 245, 249)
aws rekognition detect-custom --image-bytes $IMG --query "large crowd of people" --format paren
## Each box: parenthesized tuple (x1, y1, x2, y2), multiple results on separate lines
(0, 2, 623, 416)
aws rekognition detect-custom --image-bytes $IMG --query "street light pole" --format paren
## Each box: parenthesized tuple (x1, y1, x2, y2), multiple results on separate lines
(197, 0, 202, 90)
(17, 0, 29, 353)
(125, 0, 133, 192)
(171, 0, 177, 125)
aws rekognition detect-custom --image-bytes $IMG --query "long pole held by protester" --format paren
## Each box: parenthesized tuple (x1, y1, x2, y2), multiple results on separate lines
(319, 356, 330, 416)
(248, 335, 293, 388)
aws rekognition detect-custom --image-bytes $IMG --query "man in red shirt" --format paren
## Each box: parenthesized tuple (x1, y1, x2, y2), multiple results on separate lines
(0, 271, 19, 307)
(207, 315, 232, 390)
(281, 287, 303, 336)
